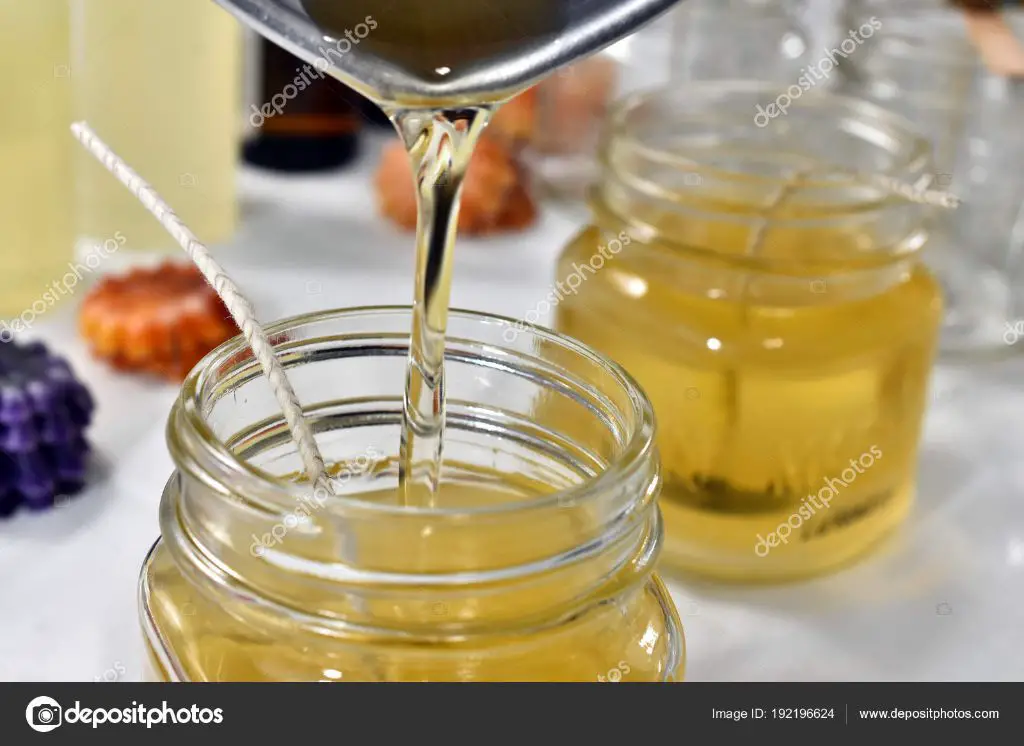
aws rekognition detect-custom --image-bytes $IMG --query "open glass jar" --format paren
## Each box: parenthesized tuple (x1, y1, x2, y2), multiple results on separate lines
(554, 83, 943, 583)
(139, 308, 683, 681)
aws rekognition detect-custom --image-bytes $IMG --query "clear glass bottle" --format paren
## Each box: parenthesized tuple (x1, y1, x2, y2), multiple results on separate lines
(670, 0, 812, 84)
(519, 0, 813, 217)
(838, 0, 1008, 356)
(839, 0, 976, 176)
(553, 83, 943, 583)
(139, 308, 684, 681)
(70, 0, 242, 263)
(0, 3, 73, 324)
(516, 12, 678, 217)
(947, 71, 1024, 355)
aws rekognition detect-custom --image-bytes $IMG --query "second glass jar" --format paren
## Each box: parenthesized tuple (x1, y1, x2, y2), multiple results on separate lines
(554, 83, 943, 582)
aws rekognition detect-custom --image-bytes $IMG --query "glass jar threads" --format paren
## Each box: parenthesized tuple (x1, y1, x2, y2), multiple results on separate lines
(139, 308, 684, 681)
(554, 83, 943, 582)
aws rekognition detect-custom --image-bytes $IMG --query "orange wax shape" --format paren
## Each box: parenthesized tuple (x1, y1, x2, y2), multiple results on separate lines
(489, 87, 539, 147)
(79, 262, 239, 382)
(375, 136, 536, 235)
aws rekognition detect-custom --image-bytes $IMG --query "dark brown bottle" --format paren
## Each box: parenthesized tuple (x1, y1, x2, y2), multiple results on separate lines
(244, 38, 361, 172)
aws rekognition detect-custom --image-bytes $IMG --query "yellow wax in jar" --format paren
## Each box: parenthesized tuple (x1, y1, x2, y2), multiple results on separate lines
(554, 213, 942, 582)
(142, 475, 683, 682)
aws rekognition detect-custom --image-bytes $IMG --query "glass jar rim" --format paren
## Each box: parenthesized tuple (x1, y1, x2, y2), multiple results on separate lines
(603, 81, 933, 195)
(171, 305, 658, 520)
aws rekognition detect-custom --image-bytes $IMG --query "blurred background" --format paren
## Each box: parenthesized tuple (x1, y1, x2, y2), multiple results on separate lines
(0, 0, 1022, 681)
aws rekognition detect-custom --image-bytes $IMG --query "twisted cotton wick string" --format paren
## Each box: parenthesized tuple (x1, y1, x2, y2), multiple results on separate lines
(70, 121, 333, 495)
(864, 172, 962, 209)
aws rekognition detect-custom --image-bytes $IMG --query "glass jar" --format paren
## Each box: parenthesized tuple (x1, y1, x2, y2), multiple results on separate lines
(553, 83, 943, 583)
(139, 308, 684, 681)
(838, 0, 977, 174)
(838, 0, 998, 356)
(670, 0, 812, 84)
(943, 71, 1024, 355)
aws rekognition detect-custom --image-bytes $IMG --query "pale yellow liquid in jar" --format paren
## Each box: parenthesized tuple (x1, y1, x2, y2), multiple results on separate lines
(72, 0, 240, 257)
(555, 210, 943, 582)
(142, 478, 682, 682)
(0, 3, 73, 320)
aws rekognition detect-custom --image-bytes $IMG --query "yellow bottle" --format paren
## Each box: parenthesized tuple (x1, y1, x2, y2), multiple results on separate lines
(70, 0, 241, 261)
(139, 308, 684, 681)
(553, 83, 943, 583)
(0, 3, 73, 327)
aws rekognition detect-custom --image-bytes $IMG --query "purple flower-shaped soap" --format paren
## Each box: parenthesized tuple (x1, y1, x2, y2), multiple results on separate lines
(0, 340, 94, 517)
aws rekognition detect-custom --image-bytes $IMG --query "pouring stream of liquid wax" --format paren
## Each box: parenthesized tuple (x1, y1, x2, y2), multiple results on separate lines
(213, 0, 684, 505)
(390, 107, 492, 504)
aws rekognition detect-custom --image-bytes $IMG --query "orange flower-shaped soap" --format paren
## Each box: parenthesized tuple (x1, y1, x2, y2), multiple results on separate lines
(375, 136, 535, 236)
(489, 87, 539, 147)
(79, 262, 238, 381)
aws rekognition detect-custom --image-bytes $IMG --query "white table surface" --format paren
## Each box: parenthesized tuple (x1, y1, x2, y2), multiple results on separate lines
(1, 137, 1022, 682)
